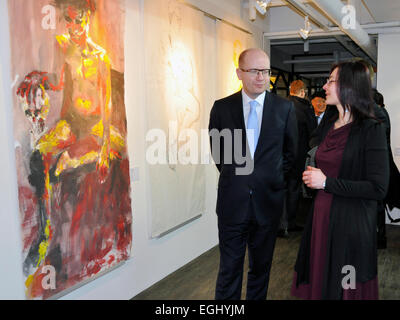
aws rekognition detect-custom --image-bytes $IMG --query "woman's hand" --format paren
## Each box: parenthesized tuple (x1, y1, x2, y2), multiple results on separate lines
(303, 166, 326, 190)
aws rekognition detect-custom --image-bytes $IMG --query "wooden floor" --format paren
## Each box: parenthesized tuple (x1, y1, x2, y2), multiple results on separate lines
(133, 225, 400, 300)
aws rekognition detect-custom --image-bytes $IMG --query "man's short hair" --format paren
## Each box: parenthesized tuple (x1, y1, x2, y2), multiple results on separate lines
(289, 80, 306, 95)
(310, 91, 326, 101)
(238, 48, 268, 68)
(238, 49, 254, 68)
(372, 88, 384, 107)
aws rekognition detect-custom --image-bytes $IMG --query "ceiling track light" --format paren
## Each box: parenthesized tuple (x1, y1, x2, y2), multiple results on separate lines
(249, 0, 271, 21)
(255, 0, 271, 15)
(299, 15, 312, 40)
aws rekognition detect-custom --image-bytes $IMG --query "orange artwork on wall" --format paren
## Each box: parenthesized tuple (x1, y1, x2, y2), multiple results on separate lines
(8, 0, 132, 299)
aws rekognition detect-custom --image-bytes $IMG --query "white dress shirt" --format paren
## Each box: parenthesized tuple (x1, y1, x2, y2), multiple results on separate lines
(316, 111, 325, 125)
(242, 90, 265, 134)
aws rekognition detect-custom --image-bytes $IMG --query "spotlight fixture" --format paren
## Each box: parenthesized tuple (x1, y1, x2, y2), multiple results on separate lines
(255, 0, 271, 15)
(249, 0, 271, 21)
(299, 15, 312, 40)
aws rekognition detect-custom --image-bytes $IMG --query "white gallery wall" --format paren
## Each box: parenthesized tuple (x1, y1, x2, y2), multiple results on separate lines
(377, 32, 400, 225)
(0, 0, 25, 298)
(0, 0, 269, 300)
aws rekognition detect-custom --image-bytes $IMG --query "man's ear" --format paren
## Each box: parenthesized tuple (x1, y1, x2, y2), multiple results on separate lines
(236, 68, 242, 81)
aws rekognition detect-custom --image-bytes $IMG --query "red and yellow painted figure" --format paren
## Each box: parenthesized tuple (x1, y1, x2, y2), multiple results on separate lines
(53, 0, 124, 182)
(17, 0, 125, 298)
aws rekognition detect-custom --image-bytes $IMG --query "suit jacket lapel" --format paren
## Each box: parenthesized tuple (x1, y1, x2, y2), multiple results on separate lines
(231, 91, 246, 131)
(229, 91, 248, 156)
(254, 91, 272, 160)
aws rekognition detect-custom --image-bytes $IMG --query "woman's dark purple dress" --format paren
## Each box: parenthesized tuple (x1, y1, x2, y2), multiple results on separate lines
(291, 123, 379, 300)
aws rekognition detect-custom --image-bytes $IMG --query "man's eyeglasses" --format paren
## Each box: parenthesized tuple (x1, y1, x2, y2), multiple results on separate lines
(240, 69, 271, 76)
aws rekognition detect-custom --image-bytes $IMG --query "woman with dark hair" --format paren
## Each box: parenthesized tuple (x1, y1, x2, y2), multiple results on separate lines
(291, 61, 390, 300)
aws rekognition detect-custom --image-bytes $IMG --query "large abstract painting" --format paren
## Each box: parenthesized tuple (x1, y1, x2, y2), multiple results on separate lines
(144, 0, 206, 238)
(8, 0, 132, 299)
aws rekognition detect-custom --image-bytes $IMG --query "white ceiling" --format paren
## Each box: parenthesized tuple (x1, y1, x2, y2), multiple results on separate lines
(267, 0, 400, 24)
(363, 0, 400, 23)
(264, 0, 400, 78)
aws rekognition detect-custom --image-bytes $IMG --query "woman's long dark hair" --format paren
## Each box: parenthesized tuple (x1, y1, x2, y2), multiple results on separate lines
(331, 60, 375, 123)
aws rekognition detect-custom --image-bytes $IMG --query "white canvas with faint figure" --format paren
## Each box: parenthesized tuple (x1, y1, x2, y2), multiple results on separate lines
(144, 0, 206, 238)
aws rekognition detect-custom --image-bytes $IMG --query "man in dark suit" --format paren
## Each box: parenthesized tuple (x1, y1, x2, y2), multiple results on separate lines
(278, 80, 315, 237)
(208, 48, 298, 300)
(310, 91, 327, 127)
(372, 89, 400, 248)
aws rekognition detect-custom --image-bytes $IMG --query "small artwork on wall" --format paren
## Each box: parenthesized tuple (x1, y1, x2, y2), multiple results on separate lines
(8, 0, 132, 299)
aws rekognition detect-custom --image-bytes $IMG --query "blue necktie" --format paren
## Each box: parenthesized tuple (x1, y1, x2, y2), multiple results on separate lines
(247, 100, 259, 158)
